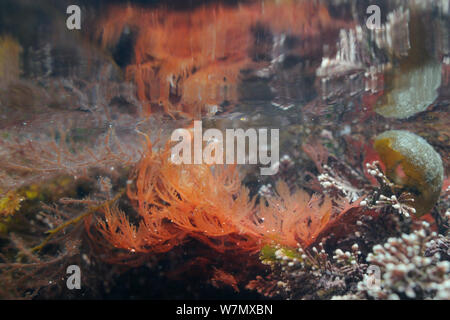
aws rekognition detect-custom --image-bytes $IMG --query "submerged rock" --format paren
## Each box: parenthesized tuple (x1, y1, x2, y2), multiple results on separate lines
(374, 130, 444, 215)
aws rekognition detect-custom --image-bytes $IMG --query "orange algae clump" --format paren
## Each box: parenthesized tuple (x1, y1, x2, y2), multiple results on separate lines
(96, 139, 349, 257)
(374, 130, 444, 216)
(255, 181, 337, 248)
(98, 140, 262, 254)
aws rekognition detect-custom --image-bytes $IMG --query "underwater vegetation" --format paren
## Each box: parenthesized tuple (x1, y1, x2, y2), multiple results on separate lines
(336, 222, 450, 300)
(92, 136, 360, 259)
(0, 0, 448, 300)
(95, 138, 263, 256)
(3, 124, 446, 299)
